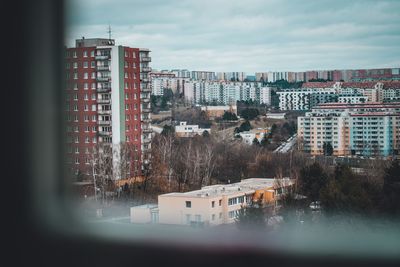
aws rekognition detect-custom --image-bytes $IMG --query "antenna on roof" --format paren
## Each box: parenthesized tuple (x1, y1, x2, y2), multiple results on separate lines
(107, 24, 112, 41)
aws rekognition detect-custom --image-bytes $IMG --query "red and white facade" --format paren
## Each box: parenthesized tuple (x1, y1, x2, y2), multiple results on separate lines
(64, 38, 152, 178)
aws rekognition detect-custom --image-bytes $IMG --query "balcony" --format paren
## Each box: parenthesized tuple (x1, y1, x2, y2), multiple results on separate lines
(141, 108, 151, 113)
(98, 120, 112, 126)
(141, 98, 150, 103)
(141, 87, 151, 93)
(141, 117, 151, 123)
(96, 65, 110, 71)
(98, 131, 112, 136)
(142, 127, 152, 133)
(95, 55, 110, 60)
(141, 67, 152, 72)
(98, 110, 112, 115)
(142, 137, 152, 143)
(97, 87, 111, 93)
(141, 56, 151, 62)
(96, 77, 111, 82)
(140, 78, 149, 83)
(97, 98, 111, 104)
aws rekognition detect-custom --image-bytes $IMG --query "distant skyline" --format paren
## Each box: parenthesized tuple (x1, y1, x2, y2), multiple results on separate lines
(66, 0, 400, 73)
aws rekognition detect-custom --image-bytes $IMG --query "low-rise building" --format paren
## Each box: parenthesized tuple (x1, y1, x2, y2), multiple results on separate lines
(200, 105, 237, 118)
(238, 128, 271, 145)
(266, 112, 286, 120)
(175, 121, 211, 137)
(158, 178, 294, 226)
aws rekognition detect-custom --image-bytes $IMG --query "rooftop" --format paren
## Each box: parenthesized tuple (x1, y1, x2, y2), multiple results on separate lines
(159, 178, 293, 198)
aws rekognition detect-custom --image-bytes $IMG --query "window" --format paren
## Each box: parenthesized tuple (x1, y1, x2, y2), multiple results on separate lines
(219, 199, 222, 206)
(84, 83, 88, 90)
(91, 61, 95, 68)
(185, 201, 191, 208)
(90, 50, 94, 57)
(84, 73, 88, 79)
(91, 83, 96, 90)
(83, 50, 87, 57)
(185, 214, 191, 225)
(194, 215, 201, 222)
(211, 201, 215, 208)
(91, 72, 96, 79)
(91, 104, 96, 111)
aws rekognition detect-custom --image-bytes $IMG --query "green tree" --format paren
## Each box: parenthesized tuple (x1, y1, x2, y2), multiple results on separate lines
(260, 133, 270, 147)
(240, 108, 259, 120)
(222, 111, 238, 121)
(382, 161, 400, 217)
(323, 142, 334, 156)
(202, 130, 210, 138)
(320, 164, 372, 215)
(235, 197, 265, 230)
(160, 97, 168, 110)
(161, 125, 174, 136)
(239, 120, 251, 132)
(252, 137, 260, 146)
(299, 162, 328, 202)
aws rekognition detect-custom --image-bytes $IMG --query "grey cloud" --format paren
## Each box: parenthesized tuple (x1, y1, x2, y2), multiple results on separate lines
(66, 0, 400, 72)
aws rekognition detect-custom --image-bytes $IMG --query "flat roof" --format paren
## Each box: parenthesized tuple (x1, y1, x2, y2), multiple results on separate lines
(159, 178, 293, 198)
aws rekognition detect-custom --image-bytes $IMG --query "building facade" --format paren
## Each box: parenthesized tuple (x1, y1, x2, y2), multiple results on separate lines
(298, 102, 400, 157)
(64, 38, 152, 178)
(157, 178, 293, 226)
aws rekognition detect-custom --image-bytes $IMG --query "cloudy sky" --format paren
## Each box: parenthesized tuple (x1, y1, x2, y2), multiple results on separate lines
(66, 0, 400, 73)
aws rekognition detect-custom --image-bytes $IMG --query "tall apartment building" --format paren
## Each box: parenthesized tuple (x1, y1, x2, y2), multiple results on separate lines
(184, 81, 271, 105)
(298, 102, 400, 157)
(277, 88, 337, 111)
(64, 38, 152, 178)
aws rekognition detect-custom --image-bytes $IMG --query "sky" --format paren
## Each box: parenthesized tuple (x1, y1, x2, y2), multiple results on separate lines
(66, 0, 400, 73)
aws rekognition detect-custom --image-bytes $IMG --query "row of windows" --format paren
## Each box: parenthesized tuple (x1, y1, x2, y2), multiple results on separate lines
(124, 61, 137, 68)
(124, 72, 137, 79)
(65, 104, 97, 112)
(67, 72, 96, 80)
(124, 51, 137, 58)
(228, 196, 248, 206)
(66, 61, 96, 69)
(66, 82, 97, 90)
(66, 93, 97, 101)
(66, 114, 97, 122)
(124, 82, 139, 89)
(125, 104, 139, 110)
(66, 136, 97, 144)
(66, 50, 95, 58)
(66, 126, 97, 133)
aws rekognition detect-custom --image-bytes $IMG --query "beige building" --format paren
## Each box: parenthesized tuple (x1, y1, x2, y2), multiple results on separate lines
(200, 105, 238, 119)
(157, 178, 293, 226)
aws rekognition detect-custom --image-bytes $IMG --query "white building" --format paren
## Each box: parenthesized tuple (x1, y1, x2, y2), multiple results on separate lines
(175, 121, 211, 137)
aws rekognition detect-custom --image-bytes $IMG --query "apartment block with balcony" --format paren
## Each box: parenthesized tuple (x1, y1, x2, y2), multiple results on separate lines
(298, 102, 400, 157)
(64, 38, 151, 177)
(139, 48, 152, 170)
